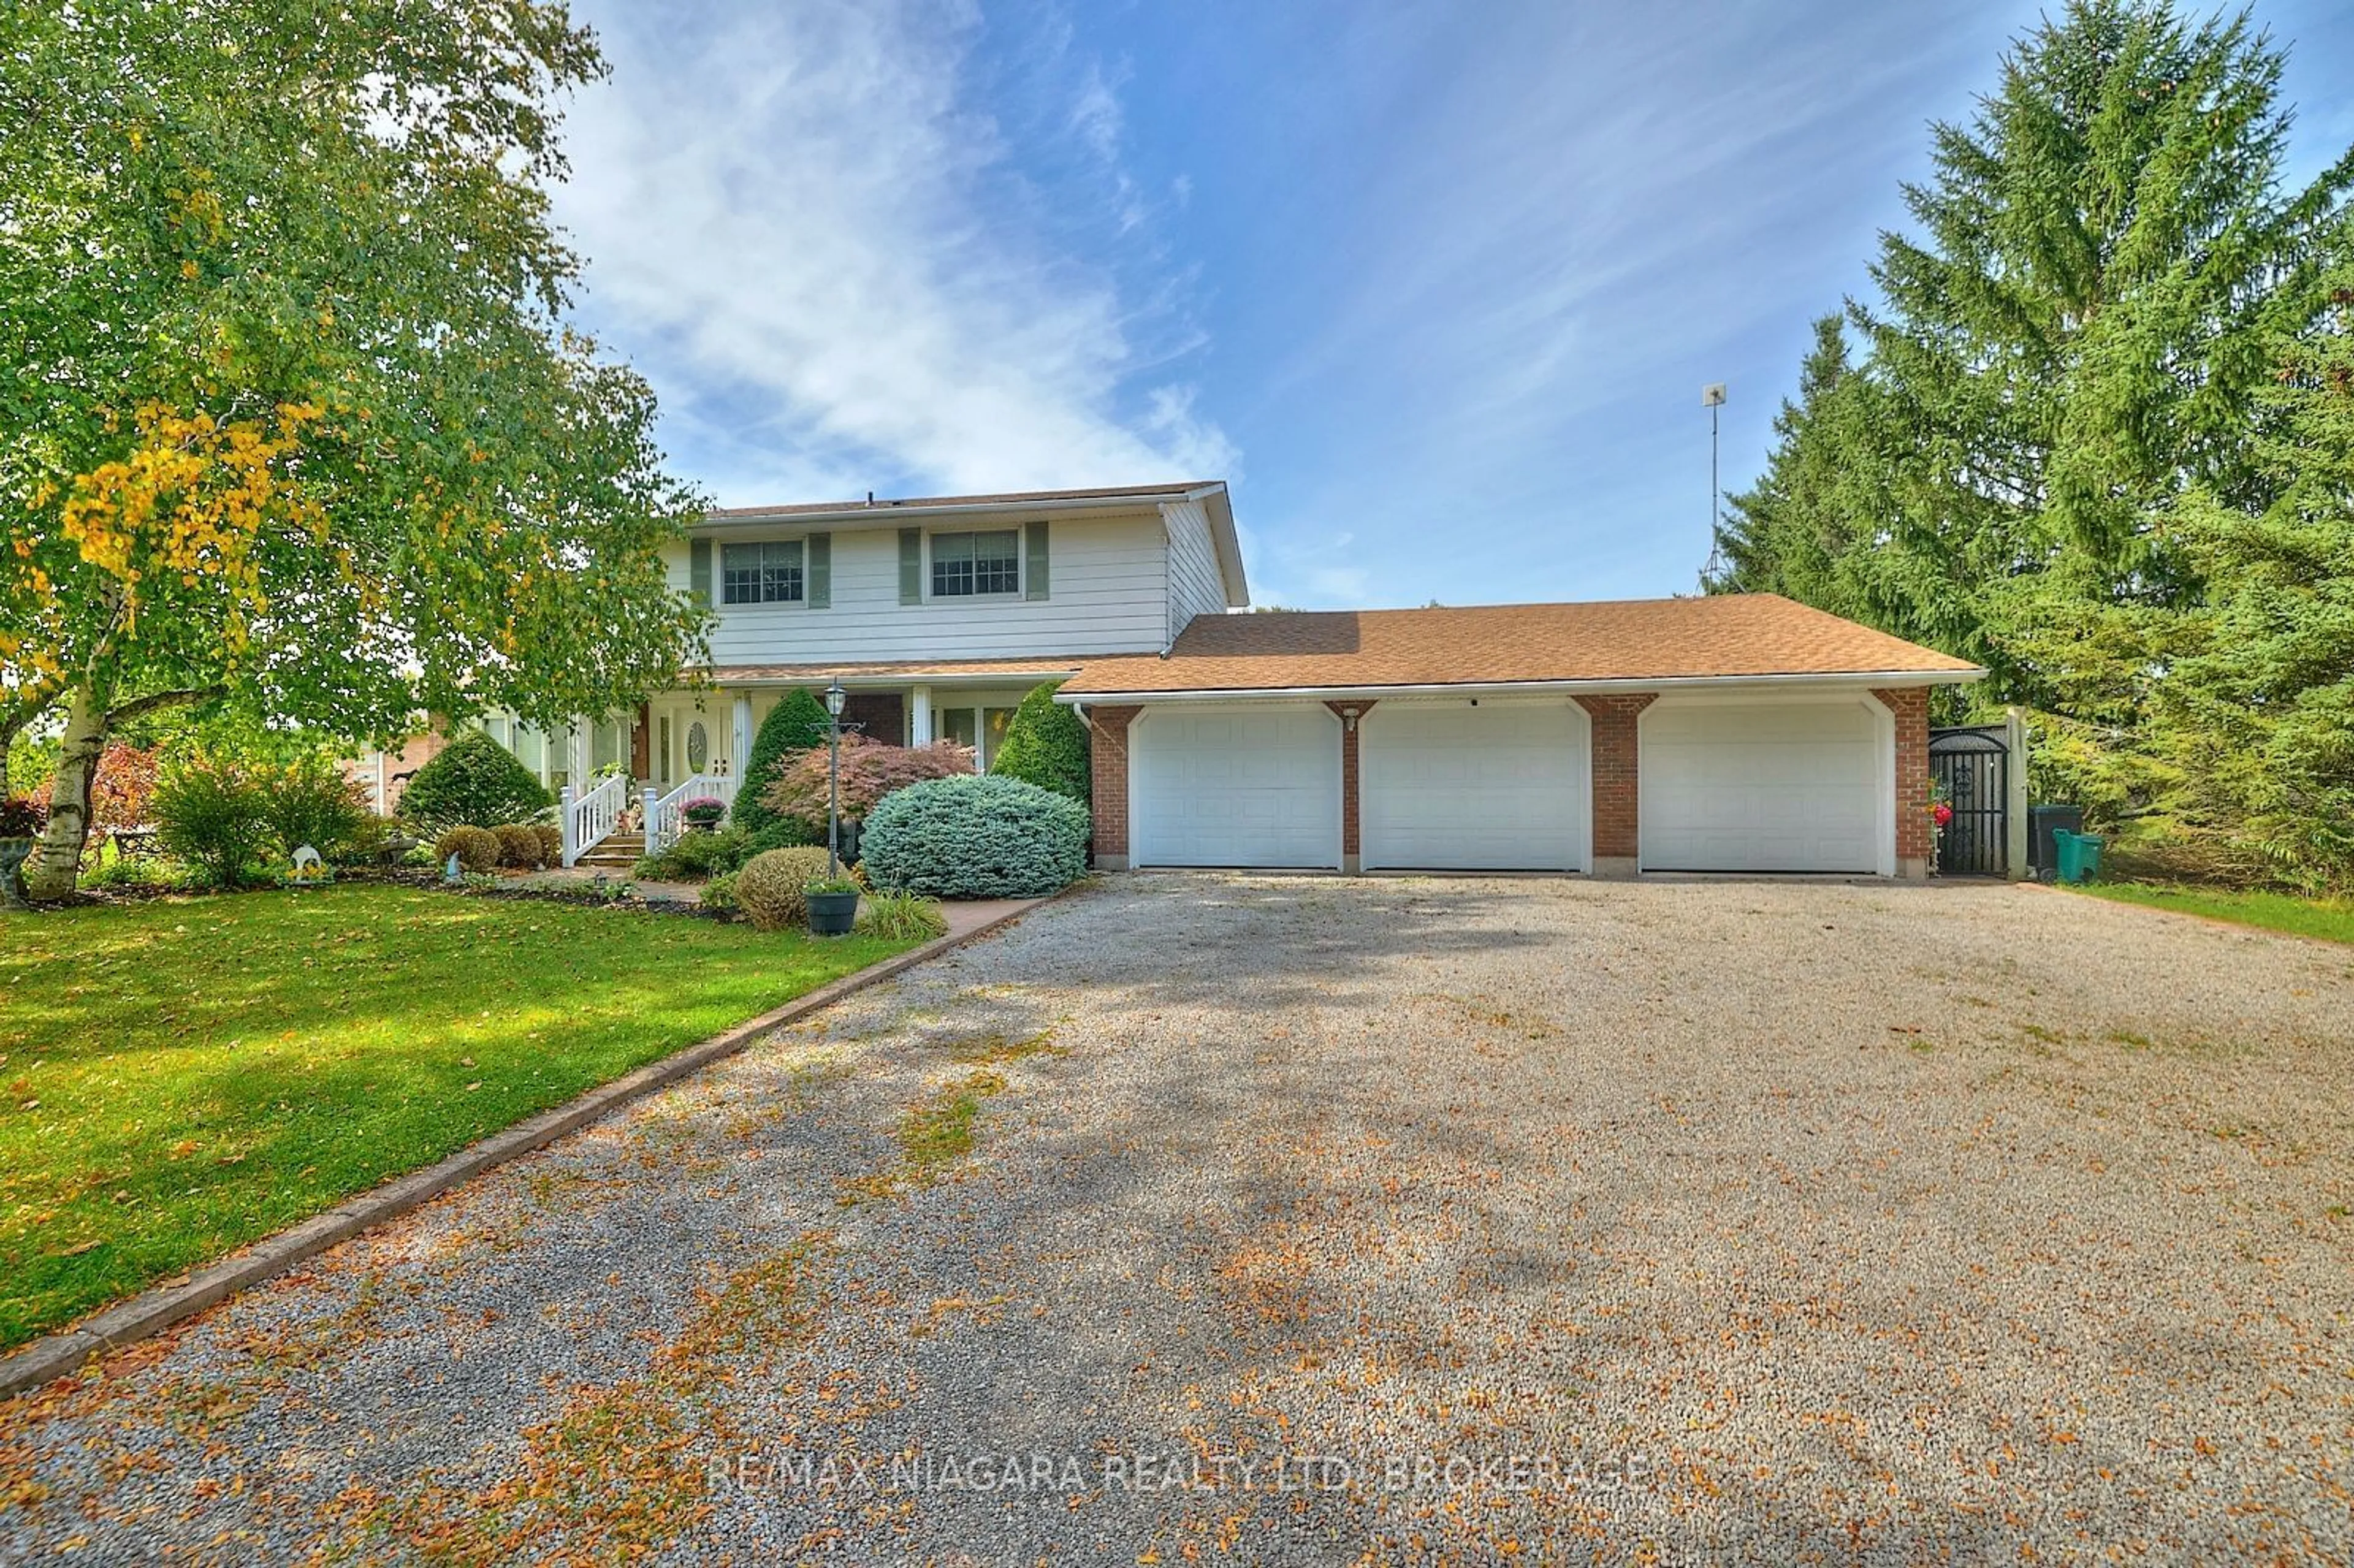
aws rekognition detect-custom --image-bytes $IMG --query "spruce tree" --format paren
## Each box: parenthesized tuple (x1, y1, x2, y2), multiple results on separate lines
(1730, 0, 2354, 828)
(2152, 265, 2354, 888)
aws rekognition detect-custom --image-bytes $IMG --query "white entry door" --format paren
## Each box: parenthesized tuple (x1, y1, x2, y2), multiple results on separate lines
(1639, 699, 1887, 873)
(1361, 702, 1590, 871)
(1129, 705, 1341, 869)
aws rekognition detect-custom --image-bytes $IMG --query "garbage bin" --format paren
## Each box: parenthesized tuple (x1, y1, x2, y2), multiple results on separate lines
(2054, 830, 2105, 885)
(2028, 804, 2084, 880)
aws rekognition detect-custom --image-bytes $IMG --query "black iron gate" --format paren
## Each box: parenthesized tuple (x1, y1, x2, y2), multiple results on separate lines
(1929, 726, 2008, 877)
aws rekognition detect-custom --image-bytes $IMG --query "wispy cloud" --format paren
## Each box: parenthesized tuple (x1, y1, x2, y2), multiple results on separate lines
(551, 0, 1231, 506)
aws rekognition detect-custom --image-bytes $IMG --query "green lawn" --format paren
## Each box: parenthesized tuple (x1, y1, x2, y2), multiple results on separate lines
(0, 883, 917, 1349)
(2071, 881, 2354, 946)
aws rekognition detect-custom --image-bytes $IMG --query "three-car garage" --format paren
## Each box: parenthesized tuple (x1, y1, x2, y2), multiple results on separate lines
(1115, 691, 1905, 877)
(1064, 596, 1979, 880)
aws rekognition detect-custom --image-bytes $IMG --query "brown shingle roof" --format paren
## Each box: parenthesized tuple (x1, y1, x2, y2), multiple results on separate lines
(707, 482, 1217, 519)
(1057, 595, 1981, 696)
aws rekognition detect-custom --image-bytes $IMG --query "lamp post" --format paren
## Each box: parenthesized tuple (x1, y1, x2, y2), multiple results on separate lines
(823, 680, 847, 879)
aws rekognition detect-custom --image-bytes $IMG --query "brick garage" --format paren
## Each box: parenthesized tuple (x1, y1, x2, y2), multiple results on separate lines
(1059, 596, 1979, 879)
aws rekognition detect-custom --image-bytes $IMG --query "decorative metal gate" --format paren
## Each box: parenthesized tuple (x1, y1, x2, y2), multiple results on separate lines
(1929, 726, 2009, 877)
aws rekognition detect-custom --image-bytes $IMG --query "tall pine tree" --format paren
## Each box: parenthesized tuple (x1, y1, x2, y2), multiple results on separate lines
(1723, 0, 2354, 852)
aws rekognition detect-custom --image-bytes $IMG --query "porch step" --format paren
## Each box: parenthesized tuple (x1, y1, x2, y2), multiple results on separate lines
(578, 833, 646, 869)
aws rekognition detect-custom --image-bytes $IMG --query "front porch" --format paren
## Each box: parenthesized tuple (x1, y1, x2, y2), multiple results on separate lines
(486, 658, 1077, 865)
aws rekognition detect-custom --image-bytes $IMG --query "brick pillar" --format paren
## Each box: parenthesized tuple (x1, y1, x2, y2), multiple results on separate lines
(1574, 695, 1655, 878)
(1086, 704, 1142, 870)
(1873, 687, 1932, 880)
(1325, 701, 1376, 873)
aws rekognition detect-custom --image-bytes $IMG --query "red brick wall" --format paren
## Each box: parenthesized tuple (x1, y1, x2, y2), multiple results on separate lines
(341, 728, 451, 815)
(1873, 687, 1932, 867)
(1325, 701, 1376, 857)
(1087, 704, 1141, 861)
(1574, 695, 1655, 861)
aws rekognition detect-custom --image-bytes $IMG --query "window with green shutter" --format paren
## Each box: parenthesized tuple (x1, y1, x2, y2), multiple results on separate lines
(899, 529, 922, 604)
(1024, 520, 1049, 600)
(807, 533, 831, 608)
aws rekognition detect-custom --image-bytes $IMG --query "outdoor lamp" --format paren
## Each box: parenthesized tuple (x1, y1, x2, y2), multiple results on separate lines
(823, 680, 847, 878)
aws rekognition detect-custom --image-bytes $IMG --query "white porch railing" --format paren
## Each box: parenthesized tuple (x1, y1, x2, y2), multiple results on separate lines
(559, 772, 629, 867)
(643, 772, 740, 856)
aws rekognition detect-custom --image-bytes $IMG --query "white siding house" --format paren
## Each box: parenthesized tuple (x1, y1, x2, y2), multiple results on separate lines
(476, 482, 1250, 864)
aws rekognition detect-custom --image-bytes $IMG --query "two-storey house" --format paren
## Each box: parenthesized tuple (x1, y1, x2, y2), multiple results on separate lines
(365, 476, 1990, 880)
(383, 482, 1244, 857)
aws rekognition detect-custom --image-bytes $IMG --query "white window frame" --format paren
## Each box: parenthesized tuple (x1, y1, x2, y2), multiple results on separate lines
(720, 538, 806, 607)
(928, 528, 1023, 601)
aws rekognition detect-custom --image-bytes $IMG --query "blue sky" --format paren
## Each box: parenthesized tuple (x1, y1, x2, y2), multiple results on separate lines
(550, 0, 2354, 610)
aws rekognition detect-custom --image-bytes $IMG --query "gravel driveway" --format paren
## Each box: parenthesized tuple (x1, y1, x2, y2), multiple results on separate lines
(4, 875, 2350, 1562)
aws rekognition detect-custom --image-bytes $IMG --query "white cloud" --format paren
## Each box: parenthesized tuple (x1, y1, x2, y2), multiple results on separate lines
(550, 0, 1229, 505)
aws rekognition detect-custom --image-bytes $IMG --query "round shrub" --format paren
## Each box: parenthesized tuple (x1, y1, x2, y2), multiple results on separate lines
(493, 823, 546, 869)
(992, 680, 1089, 804)
(397, 731, 554, 831)
(733, 845, 836, 932)
(433, 825, 502, 873)
(858, 774, 1087, 899)
(533, 822, 563, 864)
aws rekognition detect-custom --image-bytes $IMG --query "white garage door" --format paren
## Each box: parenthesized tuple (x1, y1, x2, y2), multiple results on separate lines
(1640, 700, 1886, 873)
(1362, 702, 1590, 871)
(1130, 705, 1341, 869)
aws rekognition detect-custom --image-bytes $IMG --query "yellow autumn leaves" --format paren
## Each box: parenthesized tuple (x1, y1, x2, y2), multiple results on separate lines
(46, 399, 328, 643)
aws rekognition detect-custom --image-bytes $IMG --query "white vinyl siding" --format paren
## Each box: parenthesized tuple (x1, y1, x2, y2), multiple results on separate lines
(1639, 698, 1891, 874)
(1160, 498, 1227, 644)
(676, 512, 1169, 664)
(1360, 701, 1590, 872)
(1130, 704, 1342, 869)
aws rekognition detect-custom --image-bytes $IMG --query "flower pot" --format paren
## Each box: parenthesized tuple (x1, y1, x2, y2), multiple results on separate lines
(0, 837, 31, 910)
(806, 889, 859, 937)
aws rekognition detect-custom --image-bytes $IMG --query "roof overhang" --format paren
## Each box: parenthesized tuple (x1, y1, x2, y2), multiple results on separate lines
(699, 489, 1207, 533)
(1055, 668, 1986, 706)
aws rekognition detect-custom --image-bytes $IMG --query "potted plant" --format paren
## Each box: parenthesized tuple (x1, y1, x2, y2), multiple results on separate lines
(804, 877, 860, 937)
(0, 796, 43, 911)
(681, 796, 726, 832)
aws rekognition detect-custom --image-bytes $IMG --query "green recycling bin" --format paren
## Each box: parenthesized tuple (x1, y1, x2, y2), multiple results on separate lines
(2054, 830, 2105, 885)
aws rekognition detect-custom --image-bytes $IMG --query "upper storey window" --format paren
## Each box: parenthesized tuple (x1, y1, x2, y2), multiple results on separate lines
(931, 530, 1020, 597)
(722, 541, 803, 605)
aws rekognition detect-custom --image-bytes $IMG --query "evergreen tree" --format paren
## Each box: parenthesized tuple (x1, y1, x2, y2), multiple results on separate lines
(731, 690, 831, 838)
(1727, 0, 2354, 842)
(2150, 267, 2354, 888)
(992, 682, 1091, 804)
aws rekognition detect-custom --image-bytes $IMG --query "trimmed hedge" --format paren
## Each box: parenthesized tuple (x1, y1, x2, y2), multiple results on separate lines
(433, 825, 502, 873)
(858, 774, 1087, 899)
(992, 680, 1089, 804)
(492, 823, 546, 869)
(398, 731, 553, 831)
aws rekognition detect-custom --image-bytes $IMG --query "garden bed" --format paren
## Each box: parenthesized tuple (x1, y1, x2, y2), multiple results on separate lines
(0, 882, 919, 1348)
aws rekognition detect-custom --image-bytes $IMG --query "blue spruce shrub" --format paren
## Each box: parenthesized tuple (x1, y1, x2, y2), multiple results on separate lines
(858, 774, 1087, 899)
